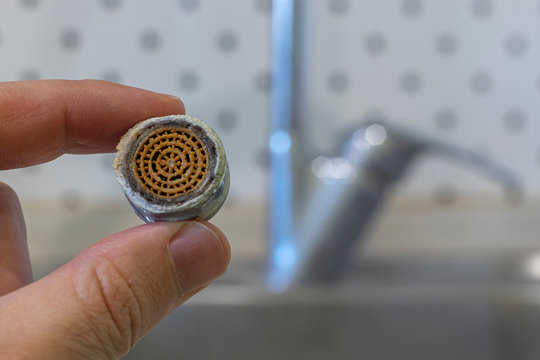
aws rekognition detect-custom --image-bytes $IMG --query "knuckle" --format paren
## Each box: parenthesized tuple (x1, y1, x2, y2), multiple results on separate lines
(72, 255, 145, 356)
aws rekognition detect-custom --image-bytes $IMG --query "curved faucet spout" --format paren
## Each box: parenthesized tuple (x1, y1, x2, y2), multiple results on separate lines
(275, 120, 521, 288)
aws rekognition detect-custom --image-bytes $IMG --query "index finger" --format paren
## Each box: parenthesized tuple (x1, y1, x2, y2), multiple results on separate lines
(0, 80, 185, 170)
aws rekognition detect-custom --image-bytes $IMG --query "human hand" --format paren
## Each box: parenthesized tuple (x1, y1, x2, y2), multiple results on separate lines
(0, 80, 231, 359)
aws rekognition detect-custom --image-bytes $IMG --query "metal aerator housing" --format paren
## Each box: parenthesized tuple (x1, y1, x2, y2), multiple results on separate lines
(114, 114, 230, 223)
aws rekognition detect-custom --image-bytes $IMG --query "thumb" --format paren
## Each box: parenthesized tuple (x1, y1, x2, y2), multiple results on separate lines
(0, 221, 230, 360)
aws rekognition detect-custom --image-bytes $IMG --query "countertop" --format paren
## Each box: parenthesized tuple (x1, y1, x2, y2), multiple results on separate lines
(20, 194, 540, 279)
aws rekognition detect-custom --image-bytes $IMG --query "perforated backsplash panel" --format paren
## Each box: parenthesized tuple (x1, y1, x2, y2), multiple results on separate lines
(0, 0, 538, 209)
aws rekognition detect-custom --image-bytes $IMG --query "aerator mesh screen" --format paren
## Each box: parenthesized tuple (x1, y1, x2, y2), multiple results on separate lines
(133, 128, 208, 198)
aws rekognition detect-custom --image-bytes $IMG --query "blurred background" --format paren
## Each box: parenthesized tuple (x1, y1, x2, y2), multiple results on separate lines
(1, 0, 540, 359)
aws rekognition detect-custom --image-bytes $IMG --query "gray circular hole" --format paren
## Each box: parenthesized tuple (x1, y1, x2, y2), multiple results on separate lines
(140, 30, 161, 52)
(100, 69, 122, 83)
(505, 34, 527, 58)
(178, 70, 199, 91)
(471, 0, 493, 19)
(433, 186, 456, 206)
(470, 71, 492, 94)
(503, 109, 526, 132)
(328, 71, 349, 93)
(364, 33, 386, 55)
(255, 0, 272, 13)
(255, 70, 272, 93)
(179, 0, 199, 11)
(435, 109, 458, 131)
(329, 0, 350, 15)
(401, 0, 422, 17)
(60, 190, 83, 211)
(20, 0, 39, 8)
(19, 69, 41, 81)
(101, 0, 121, 10)
(216, 110, 238, 132)
(400, 72, 422, 94)
(435, 33, 458, 56)
(60, 29, 82, 51)
(216, 31, 238, 53)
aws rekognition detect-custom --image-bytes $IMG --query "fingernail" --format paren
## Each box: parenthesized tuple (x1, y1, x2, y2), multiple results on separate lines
(159, 93, 181, 101)
(169, 222, 229, 293)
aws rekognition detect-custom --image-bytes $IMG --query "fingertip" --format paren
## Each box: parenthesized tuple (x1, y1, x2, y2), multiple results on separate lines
(154, 92, 186, 115)
(197, 221, 231, 264)
(156, 93, 185, 110)
(168, 221, 230, 293)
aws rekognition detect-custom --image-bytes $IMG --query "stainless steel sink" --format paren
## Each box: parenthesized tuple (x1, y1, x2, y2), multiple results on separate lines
(122, 257, 540, 360)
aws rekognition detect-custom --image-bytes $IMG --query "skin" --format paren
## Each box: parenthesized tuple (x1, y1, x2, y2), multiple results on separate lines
(0, 80, 231, 359)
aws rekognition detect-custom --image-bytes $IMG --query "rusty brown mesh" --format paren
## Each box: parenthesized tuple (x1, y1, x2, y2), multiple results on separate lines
(134, 128, 208, 198)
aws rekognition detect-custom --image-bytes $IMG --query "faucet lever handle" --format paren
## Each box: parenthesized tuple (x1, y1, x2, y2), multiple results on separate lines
(358, 120, 521, 192)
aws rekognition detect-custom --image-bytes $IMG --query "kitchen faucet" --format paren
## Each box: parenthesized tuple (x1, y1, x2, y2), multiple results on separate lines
(268, 0, 521, 291)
